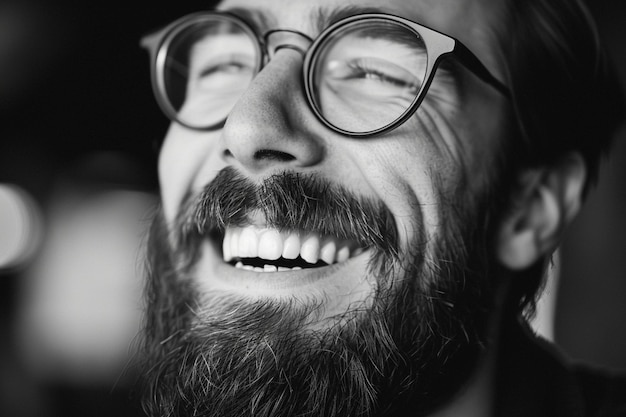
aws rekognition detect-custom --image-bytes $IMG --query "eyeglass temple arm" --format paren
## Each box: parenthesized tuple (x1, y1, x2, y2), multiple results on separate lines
(452, 42, 511, 98)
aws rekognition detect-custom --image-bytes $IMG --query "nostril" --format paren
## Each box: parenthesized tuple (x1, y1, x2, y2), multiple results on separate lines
(254, 149, 296, 162)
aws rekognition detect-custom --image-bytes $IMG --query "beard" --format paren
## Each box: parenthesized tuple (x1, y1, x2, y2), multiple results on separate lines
(138, 167, 497, 417)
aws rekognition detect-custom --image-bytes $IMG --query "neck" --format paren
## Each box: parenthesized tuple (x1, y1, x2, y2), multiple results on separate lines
(426, 277, 512, 417)
(428, 342, 497, 417)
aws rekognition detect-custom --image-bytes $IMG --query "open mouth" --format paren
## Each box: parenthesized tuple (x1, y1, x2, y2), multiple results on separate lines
(222, 225, 364, 273)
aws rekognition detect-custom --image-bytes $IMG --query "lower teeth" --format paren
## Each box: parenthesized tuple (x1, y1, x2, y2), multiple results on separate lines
(235, 261, 302, 272)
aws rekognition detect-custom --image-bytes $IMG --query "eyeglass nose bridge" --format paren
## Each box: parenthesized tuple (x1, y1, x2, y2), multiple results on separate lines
(262, 29, 314, 60)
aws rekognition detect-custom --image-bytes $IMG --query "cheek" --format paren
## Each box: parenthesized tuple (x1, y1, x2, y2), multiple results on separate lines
(348, 129, 452, 255)
(159, 125, 222, 224)
(447, 76, 510, 187)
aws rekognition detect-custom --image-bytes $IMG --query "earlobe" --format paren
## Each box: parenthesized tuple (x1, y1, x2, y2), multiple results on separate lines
(496, 153, 587, 270)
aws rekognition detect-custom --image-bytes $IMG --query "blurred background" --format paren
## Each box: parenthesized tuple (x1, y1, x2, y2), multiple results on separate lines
(0, 0, 624, 416)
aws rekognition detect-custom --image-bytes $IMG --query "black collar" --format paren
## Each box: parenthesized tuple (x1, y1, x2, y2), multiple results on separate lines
(494, 319, 586, 417)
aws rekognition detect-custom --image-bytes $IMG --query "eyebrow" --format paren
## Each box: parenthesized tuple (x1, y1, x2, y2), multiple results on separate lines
(221, 7, 276, 34)
(219, 6, 462, 70)
(313, 5, 394, 32)
(222, 5, 396, 36)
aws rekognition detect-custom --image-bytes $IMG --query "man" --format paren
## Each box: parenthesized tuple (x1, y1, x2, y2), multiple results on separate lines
(138, 0, 625, 415)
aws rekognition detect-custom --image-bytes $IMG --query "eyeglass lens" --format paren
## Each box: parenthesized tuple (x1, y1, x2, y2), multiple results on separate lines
(160, 16, 428, 133)
(310, 20, 427, 133)
(162, 16, 259, 129)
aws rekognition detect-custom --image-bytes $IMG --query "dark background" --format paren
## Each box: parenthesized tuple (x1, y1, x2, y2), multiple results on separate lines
(553, 0, 626, 371)
(0, 1, 624, 415)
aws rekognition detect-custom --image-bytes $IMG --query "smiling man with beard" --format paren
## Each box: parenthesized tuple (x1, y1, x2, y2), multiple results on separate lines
(137, 0, 625, 416)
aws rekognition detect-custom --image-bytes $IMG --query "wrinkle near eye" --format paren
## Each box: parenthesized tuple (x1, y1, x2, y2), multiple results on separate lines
(427, 60, 464, 107)
(412, 101, 468, 177)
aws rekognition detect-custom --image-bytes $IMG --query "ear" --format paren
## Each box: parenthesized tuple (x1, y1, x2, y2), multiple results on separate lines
(496, 153, 587, 270)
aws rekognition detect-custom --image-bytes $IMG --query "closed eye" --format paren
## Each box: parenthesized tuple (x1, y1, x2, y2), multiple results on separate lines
(326, 57, 421, 94)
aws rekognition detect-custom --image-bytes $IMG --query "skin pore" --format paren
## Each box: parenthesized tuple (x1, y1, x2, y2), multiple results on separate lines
(142, 0, 556, 416)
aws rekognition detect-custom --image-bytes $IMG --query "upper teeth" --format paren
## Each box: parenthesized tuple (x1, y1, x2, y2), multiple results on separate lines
(222, 226, 362, 265)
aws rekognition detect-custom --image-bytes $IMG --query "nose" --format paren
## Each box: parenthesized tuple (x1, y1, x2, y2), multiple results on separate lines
(218, 49, 325, 176)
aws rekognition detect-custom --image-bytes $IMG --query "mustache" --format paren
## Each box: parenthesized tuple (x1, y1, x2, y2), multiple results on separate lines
(176, 167, 399, 255)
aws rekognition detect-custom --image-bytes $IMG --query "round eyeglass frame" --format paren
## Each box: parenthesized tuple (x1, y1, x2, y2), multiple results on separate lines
(142, 12, 264, 132)
(141, 11, 510, 138)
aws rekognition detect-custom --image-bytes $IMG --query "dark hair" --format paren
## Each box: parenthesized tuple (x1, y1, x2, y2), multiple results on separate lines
(496, 0, 625, 313)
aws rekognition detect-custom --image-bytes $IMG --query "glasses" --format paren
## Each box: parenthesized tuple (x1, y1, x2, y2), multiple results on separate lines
(142, 11, 510, 137)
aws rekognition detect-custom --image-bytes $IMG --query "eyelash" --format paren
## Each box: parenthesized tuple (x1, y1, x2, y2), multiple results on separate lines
(343, 58, 421, 92)
(348, 61, 414, 88)
(200, 61, 251, 77)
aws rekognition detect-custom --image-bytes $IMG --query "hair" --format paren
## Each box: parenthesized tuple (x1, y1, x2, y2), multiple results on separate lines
(494, 0, 625, 314)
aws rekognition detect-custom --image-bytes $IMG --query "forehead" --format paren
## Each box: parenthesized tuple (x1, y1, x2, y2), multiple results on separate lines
(216, 0, 506, 79)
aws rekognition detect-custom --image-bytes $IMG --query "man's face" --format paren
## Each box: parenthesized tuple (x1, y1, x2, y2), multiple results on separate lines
(159, 0, 508, 321)
(146, 0, 511, 415)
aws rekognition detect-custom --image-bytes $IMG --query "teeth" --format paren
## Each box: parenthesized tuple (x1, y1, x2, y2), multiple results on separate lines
(320, 238, 337, 265)
(258, 229, 282, 260)
(239, 227, 258, 258)
(337, 246, 350, 263)
(223, 229, 232, 262)
(229, 228, 240, 260)
(282, 233, 301, 259)
(300, 234, 320, 264)
(223, 226, 363, 269)
(234, 261, 304, 273)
